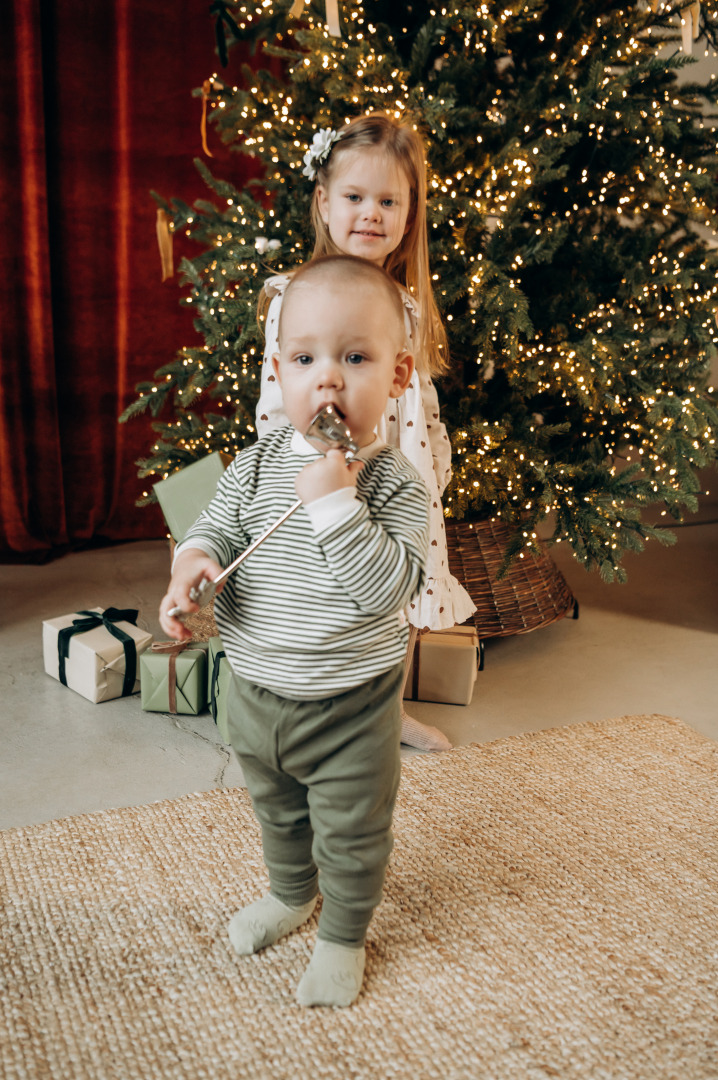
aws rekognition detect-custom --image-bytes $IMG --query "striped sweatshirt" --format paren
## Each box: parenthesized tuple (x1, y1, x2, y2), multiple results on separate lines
(179, 426, 430, 699)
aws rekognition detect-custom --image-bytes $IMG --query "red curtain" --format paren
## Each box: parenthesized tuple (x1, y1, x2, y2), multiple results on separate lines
(1, 1, 251, 560)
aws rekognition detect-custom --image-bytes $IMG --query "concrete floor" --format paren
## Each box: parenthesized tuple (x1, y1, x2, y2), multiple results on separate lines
(2, 482, 716, 832)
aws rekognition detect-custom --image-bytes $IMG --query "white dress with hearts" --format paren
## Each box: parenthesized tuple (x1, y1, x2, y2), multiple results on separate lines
(256, 274, 476, 631)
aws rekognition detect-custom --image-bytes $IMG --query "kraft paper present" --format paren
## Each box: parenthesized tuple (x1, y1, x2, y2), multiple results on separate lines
(208, 636, 232, 743)
(43, 607, 153, 704)
(403, 625, 483, 706)
(140, 642, 209, 715)
(153, 452, 232, 542)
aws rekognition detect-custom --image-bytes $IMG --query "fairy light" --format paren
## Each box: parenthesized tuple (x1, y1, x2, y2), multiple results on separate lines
(124, 0, 718, 564)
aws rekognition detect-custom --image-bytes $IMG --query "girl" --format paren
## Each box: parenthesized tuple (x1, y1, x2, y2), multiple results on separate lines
(256, 112, 475, 751)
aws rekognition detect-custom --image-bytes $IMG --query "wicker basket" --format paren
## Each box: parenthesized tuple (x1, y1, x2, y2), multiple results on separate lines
(445, 518, 578, 639)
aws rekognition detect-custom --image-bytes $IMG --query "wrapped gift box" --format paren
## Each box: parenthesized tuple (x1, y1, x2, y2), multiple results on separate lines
(208, 636, 232, 743)
(154, 452, 232, 542)
(140, 642, 209, 715)
(404, 625, 483, 706)
(43, 607, 153, 703)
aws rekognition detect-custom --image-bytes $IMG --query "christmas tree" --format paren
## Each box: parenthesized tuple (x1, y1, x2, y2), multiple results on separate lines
(120, 0, 718, 581)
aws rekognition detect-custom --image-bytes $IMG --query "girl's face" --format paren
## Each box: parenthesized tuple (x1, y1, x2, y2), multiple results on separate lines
(317, 147, 412, 267)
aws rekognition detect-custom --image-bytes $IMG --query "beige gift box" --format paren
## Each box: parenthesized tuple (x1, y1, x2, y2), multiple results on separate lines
(404, 625, 483, 706)
(43, 607, 153, 703)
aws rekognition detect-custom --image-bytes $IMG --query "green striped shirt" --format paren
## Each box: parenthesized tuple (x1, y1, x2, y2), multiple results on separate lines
(180, 427, 430, 699)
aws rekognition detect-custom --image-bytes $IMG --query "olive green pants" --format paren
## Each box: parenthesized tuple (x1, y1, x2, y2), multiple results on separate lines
(226, 663, 403, 947)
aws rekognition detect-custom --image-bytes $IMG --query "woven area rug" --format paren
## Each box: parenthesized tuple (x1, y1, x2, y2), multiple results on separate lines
(2, 715, 717, 1080)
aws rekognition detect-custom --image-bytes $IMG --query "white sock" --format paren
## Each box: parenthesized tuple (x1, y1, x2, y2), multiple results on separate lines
(400, 708, 452, 752)
(296, 939, 366, 1008)
(228, 893, 317, 955)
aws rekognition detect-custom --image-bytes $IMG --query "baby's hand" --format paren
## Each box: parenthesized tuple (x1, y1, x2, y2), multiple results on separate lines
(159, 547, 224, 640)
(295, 449, 363, 505)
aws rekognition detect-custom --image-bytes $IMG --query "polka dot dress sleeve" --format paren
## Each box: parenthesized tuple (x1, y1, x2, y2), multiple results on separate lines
(391, 289, 476, 632)
(420, 371, 452, 497)
(255, 277, 290, 438)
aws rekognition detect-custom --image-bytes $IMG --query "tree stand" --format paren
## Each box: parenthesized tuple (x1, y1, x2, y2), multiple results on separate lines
(445, 519, 579, 642)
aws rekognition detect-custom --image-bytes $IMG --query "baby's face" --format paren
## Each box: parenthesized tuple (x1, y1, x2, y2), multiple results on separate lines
(273, 279, 412, 447)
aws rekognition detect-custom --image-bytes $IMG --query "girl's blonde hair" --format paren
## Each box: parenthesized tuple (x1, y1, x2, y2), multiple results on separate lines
(309, 113, 448, 376)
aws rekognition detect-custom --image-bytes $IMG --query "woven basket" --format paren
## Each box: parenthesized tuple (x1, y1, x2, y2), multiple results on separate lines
(445, 518, 578, 639)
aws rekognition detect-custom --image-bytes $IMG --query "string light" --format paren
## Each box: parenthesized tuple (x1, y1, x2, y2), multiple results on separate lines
(121, 1, 718, 575)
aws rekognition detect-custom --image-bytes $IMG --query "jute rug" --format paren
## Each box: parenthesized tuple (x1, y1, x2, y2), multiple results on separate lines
(1, 715, 717, 1080)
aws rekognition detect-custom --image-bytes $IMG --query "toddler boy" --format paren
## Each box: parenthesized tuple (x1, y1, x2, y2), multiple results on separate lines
(160, 254, 430, 1006)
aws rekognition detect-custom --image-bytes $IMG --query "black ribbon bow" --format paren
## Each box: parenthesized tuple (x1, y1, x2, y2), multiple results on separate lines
(210, 1, 240, 66)
(210, 648, 226, 721)
(57, 608, 139, 698)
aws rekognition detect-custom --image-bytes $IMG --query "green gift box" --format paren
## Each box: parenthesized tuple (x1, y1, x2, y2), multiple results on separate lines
(140, 642, 209, 715)
(153, 452, 232, 542)
(208, 636, 232, 743)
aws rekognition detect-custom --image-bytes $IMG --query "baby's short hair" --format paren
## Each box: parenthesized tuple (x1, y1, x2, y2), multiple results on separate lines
(279, 255, 407, 345)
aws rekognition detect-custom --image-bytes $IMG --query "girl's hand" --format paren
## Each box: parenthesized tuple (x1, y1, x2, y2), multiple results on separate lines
(159, 548, 224, 640)
(295, 449, 363, 504)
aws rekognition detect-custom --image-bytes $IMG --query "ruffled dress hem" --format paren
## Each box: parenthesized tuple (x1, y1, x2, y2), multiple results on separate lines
(407, 575, 477, 632)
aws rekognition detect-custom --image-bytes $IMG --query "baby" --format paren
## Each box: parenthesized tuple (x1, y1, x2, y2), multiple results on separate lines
(160, 255, 430, 1006)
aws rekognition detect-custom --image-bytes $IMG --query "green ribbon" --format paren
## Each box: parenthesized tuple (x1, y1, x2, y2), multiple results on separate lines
(57, 608, 139, 697)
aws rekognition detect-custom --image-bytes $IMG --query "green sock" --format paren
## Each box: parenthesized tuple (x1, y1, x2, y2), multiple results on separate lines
(296, 939, 366, 1008)
(228, 893, 317, 955)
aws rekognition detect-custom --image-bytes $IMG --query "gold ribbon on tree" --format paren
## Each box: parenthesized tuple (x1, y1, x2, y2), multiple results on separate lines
(155, 210, 174, 281)
(289, 0, 341, 37)
(201, 79, 215, 158)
